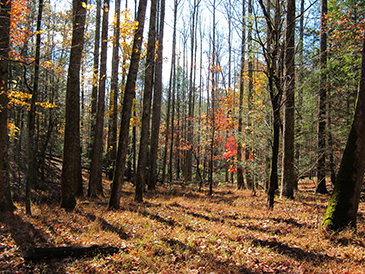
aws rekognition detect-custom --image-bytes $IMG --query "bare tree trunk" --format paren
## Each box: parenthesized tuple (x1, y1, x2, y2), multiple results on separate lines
(61, 0, 87, 210)
(168, 0, 179, 186)
(237, 0, 245, 190)
(258, 0, 284, 209)
(0, 0, 15, 212)
(246, 0, 253, 190)
(186, 0, 199, 183)
(149, 0, 166, 190)
(89, 0, 110, 198)
(135, 0, 157, 202)
(281, 0, 296, 199)
(89, 0, 101, 160)
(107, 0, 121, 180)
(26, 0, 44, 215)
(109, 0, 148, 209)
(209, 0, 216, 196)
(295, 0, 305, 189)
(316, 0, 328, 194)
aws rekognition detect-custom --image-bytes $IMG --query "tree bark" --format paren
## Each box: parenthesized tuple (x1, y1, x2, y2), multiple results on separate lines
(109, 0, 148, 210)
(186, 0, 199, 183)
(316, 0, 328, 194)
(26, 0, 44, 215)
(209, 0, 216, 196)
(149, 0, 166, 190)
(168, 0, 179, 186)
(258, 0, 284, 209)
(0, 0, 15, 212)
(61, 0, 87, 210)
(281, 0, 296, 199)
(246, 0, 253, 190)
(237, 0, 245, 190)
(321, 34, 365, 231)
(89, 0, 101, 160)
(89, 0, 110, 198)
(107, 0, 121, 180)
(135, 0, 157, 202)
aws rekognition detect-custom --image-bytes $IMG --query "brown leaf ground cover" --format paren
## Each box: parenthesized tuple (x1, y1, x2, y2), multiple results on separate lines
(1, 178, 365, 273)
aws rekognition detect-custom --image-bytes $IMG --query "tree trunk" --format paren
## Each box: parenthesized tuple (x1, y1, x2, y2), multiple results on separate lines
(186, 0, 198, 183)
(88, 0, 110, 198)
(26, 0, 44, 215)
(209, 0, 216, 196)
(149, 0, 166, 190)
(316, 0, 328, 194)
(109, 0, 148, 210)
(321, 34, 365, 231)
(295, 0, 305, 189)
(281, 0, 296, 199)
(135, 0, 157, 203)
(258, 0, 284, 209)
(89, 0, 101, 161)
(0, 0, 15, 212)
(237, 0, 245, 190)
(246, 0, 253, 190)
(107, 0, 121, 180)
(61, 0, 87, 210)
(168, 0, 178, 186)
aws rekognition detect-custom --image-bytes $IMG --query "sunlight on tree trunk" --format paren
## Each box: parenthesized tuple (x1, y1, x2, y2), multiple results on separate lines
(109, 0, 148, 210)
(88, 0, 110, 198)
(135, 0, 157, 203)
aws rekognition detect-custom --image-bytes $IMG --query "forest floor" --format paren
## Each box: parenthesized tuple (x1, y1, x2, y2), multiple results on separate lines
(1, 171, 365, 273)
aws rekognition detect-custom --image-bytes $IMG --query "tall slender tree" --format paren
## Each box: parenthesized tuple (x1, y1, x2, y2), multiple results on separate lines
(89, 0, 110, 198)
(0, 0, 15, 212)
(135, 0, 157, 202)
(246, 0, 253, 190)
(149, 0, 166, 190)
(209, 0, 216, 196)
(316, 0, 328, 194)
(237, 0, 246, 190)
(168, 0, 179, 186)
(89, 0, 101, 160)
(61, 0, 87, 210)
(186, 0, 200, 183)
(109, 0, 148, 210)
(281, 0, 296, 198)
(107, 0, 121, 180)
(26, 0, 44, 215)
(258, 0, 285, 209)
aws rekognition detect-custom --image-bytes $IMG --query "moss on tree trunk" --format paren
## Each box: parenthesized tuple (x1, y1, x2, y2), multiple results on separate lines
(321, 125, 360, 230)
(321, 34, 365, 231)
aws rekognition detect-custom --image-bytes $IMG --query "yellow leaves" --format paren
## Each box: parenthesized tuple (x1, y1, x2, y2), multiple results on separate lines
(7, 121, 20, 138)
(8, 90, 32, 102)
(82, 2, 87, 8)
(130, 116, 141, 128)
(35, 101, 58, 109)
(7, 90, 58, 110)
(34, 29, 45, 35)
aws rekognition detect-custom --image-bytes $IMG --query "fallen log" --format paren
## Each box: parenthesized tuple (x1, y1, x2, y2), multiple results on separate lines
(23, 244, 122, 261)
